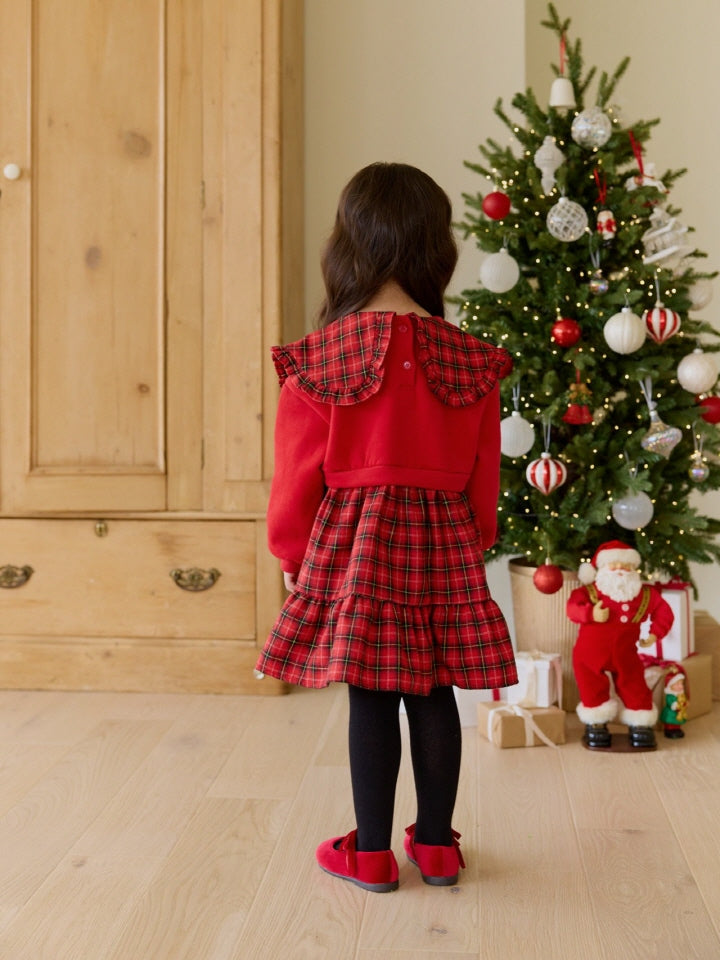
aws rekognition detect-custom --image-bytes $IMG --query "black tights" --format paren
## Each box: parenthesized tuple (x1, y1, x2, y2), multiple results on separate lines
(347, 684, 462, 852)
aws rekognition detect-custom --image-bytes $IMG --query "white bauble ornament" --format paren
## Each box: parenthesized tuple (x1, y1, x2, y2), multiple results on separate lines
(571, 106, 612, 149)
(500, 411, 535, 458)
(688, 278, 713, 311)
(549, 76, 575, 110)
(546, 197, 588, 242)
(643, 301, 681, 343)
(603, 306, 646, 354)
(480, 248, 520, 294)
(526, 452, 567, 495)
(534, 136, 564, 194)
(677, 349, 718, 394)
(612, 491, 654, 530)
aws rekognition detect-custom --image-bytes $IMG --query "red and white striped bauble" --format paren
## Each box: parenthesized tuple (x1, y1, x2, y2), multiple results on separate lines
(643, 302, 681, 343)
(526, 452, 567, 495)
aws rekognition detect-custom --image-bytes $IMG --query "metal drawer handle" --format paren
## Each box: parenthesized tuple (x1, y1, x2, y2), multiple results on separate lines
(0, 565, 34, 588)
(170, 567, 221, 592)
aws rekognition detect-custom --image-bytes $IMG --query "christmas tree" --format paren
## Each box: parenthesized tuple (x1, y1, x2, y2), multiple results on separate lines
(458, 3, 720, 589)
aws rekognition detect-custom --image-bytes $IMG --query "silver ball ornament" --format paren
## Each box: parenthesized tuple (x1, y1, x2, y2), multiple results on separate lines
(571, 106, 612, 149)
(689, 456, 710, 483)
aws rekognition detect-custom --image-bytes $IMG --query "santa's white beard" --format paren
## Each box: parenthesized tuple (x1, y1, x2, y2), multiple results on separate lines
(595, 566, 643, 603)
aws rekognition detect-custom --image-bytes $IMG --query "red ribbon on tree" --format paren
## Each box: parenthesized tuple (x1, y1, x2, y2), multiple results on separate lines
(628, 130, 644, 180)
(559, 34, 566, 75)
(593, 168, 607, 205)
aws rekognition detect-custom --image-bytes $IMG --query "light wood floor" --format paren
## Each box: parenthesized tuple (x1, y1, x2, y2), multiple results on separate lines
(0, 683, 718, 959)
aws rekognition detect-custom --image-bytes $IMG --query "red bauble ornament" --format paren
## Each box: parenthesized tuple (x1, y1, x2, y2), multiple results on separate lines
(482, 190, 512, 220)
(697, 394, 720, 424)
(533, 562, 564, 595)
(551, 317, 581, 347)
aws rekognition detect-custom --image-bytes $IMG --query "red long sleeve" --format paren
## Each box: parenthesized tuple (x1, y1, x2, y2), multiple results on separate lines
(267, 382, 329, 574)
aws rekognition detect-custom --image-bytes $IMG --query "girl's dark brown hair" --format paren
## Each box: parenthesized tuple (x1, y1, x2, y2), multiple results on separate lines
(317, 162, 458, 326)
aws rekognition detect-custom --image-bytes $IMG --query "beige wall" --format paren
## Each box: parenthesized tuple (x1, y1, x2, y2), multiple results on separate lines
(305, 1, 720, 621)
(304, 0, 526, 323)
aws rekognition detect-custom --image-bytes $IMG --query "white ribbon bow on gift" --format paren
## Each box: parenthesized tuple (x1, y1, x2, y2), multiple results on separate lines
(487, 704, 560, 749)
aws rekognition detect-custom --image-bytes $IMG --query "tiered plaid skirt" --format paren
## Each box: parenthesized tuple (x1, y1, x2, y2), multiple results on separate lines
(256, 486, 517, 695)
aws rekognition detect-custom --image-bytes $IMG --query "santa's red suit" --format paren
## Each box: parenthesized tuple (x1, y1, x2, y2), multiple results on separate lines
(567, 542, 674, 728)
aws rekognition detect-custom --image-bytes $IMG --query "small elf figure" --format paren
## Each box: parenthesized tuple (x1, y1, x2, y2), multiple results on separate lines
(661, 665, 688, 739)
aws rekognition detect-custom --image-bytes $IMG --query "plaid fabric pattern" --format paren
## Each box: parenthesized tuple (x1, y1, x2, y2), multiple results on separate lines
(257, 485, 517, 695)
(272, 312, 393, 405)
(416, 316, 513, 407)
(272, 312, 511, 408)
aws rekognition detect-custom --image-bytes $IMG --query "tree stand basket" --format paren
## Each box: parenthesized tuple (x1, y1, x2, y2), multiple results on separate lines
(508, 558, 581, 710)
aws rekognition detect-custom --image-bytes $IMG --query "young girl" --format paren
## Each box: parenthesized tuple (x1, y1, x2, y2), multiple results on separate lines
(256, 162, 517, 892)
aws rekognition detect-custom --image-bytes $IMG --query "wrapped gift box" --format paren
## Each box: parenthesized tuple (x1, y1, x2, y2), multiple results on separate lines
(638, 581, 694, 661)
(505, 651, 562, 709)
(453, 651, 562, 726)
(693, 611, 720, 700)
(477, 701, 566, 748)
(645, 653, 712, 722)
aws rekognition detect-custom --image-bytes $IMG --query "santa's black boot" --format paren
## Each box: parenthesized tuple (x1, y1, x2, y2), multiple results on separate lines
(583, 723, 612, 749)
(628, 725, 656, 749)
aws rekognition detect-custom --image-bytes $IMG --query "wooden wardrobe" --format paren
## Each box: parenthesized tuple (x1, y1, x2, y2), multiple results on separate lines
(0, 0, 303, 694)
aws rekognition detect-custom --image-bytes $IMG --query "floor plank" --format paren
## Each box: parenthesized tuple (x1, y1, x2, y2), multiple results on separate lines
(106, 798, 290, 960)
(0, 685, 717, 959)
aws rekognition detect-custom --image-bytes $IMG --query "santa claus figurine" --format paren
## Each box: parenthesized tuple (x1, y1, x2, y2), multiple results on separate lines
(567, 540, 674, 750)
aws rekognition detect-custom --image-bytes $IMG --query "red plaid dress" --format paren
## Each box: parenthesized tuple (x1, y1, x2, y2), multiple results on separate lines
(256, 311, 517, 695)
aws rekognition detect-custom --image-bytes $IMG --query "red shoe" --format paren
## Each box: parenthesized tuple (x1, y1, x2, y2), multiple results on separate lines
(404, 823, 466, 885)
(316, 830, 399, 893)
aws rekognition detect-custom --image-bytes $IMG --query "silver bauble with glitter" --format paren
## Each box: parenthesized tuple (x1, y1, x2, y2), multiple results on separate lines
(640, 410, 682, 459)
(571, 106, 613, 149)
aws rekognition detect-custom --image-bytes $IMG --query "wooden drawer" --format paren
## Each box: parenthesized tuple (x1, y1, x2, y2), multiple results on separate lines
(0, 519, 255, 641)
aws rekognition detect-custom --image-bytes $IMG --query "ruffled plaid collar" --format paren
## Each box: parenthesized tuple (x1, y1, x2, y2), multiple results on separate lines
(272, 312, 511, 407)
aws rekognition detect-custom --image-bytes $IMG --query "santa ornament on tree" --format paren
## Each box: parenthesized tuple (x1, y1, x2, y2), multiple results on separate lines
(567, 541, 674, 751)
